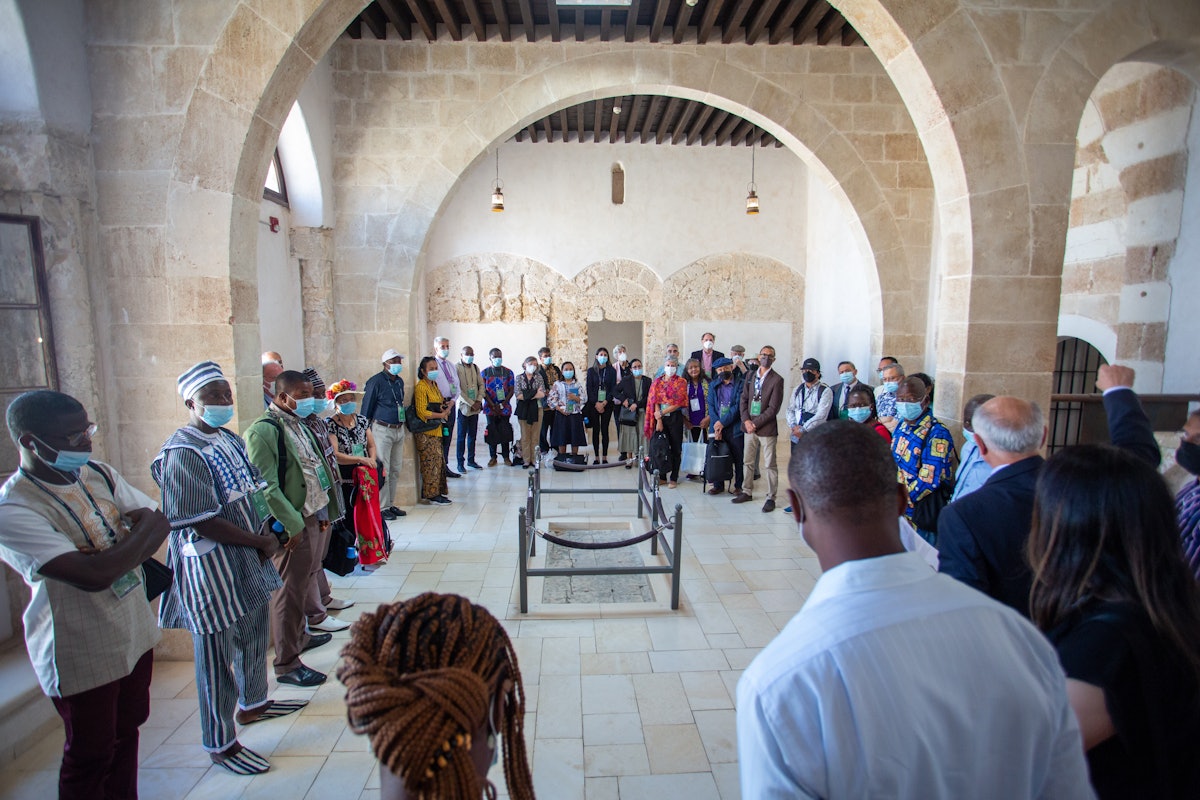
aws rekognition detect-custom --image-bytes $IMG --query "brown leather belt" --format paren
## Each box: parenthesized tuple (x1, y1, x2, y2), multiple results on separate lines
(373, 421, 405, 429)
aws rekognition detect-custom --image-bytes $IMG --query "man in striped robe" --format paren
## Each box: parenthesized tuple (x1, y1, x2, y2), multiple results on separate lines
(152, 362, 305, 775)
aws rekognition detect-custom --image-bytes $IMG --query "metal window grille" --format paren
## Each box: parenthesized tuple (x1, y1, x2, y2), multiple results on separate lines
(1047, 337, 1107, 455)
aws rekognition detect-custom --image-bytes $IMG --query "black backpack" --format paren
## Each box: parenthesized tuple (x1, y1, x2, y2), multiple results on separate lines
(648, 430, 673, 477)
(704, 439, 733, 483)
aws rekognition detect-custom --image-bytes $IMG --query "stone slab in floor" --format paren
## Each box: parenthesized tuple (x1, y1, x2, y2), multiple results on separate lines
(542, 529, 657, 605)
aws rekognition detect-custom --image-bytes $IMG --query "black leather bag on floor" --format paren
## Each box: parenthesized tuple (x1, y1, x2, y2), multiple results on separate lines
(704, 439, 733, 483)
(648, 430, 673, 477)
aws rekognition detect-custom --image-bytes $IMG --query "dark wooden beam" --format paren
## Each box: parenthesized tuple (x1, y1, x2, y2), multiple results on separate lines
(461, 0, 486, 41)
(576, 103, 586, 143)
(601, 9, 612, 41)
(670, 100, 699, 144)
(673, 0, 696, 44)
(548, 1, 561, 41)
(493, 0, 511, 41)
(720, 0, 755, 44)
(362, 4, 387, 39)
(686, 104, 716, 145)
(730, 119, 754, 146)
(745, 0, 782, 45)
(403, 0, 438, 41)
(768, 0, 806, 45)
(527, 123, 539, 144)
(431, 0, 462, 39)
(649, 0, 669, 43)
(658, 97, 682, 144)
(640, 95, 663, 144)
(575, 9, 585, 41)
(515, 128, 526, 142)
(517, 0, 536, 41)
(593, 99, 605, 143)
(624, 0, 640, 42)
(816, 8, 841, 45)
(378, 0, 413, 39)
(842, 22, 861, 46)
(697, 0, 726, 44)
(346, 18, 363, 38)
(542, 116, 553, 143)
(608, 98, 624, 143)
(714, 113, 741, 146)
(793, 0, 829, 44)
(623, 96, 643, 143)
(557, 108, 570, 142)
(700, 109, 727, 145)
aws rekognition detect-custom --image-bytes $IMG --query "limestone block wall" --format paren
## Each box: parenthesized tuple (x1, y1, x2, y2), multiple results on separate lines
(426, 253, 805, 382)
(1062, 64, 1195, 388)
(330, 38, 934, 386)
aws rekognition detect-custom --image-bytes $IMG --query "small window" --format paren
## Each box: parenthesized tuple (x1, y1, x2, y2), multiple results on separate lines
(0, 214, 58, 475)
(264, 149, 289, 206)
(611, 163, 625, 205)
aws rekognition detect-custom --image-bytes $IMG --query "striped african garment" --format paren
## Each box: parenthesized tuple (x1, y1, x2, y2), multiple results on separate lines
(152, 425, 282, 635)
(1177, 479, 1200, 581)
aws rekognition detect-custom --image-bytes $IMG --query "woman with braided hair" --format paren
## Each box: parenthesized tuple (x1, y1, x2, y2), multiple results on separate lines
(338, 592, 535, 800)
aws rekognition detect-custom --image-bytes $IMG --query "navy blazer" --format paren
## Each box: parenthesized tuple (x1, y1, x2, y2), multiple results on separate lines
(938, 388, 1160, 617)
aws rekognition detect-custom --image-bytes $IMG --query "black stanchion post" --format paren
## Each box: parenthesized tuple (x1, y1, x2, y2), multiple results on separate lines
(671, 503, 683, 610)
(518, 507, 529, 613)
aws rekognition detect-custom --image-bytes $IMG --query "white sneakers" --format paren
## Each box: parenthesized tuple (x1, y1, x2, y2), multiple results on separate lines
(310, 616, 350, 632)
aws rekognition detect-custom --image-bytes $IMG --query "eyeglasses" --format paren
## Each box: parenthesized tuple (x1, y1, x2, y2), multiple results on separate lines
(65, 423, 98, 448)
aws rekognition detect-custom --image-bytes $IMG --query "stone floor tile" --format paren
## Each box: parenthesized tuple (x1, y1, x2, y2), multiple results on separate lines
(643, 724, 710, 774)
(649, 649, 731, 673)
(303, 751, 376, 800)
(541, 635, 583, 675)
(645, 617, 709, 650)
(680, 671, 734, 711)
(537, 674, 582, 739)
(593, 618, 652, 652)
(583, 743, 650, 777)
(711, 761, 742, 799)
(632, 673, 693, 725)
(582, 713, 644, 745)
(137, 766, 208, 800)
(0, 769, 57, 800)
(585, 775, 620, 800)
(617, 772, 722, 800)
(581, 674, 638, 715)
(533, 738, 584, 800)
(180, 765, 249, 800)
(691, 602, 737, 634)
(693, 710, 738, 764)
(239, 755, 325, 800)
(580, 651, 653, 675)
(272, 715, 347, 757)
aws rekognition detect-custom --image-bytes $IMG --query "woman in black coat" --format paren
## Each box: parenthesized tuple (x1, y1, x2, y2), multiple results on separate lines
(585, 346, 618, 464)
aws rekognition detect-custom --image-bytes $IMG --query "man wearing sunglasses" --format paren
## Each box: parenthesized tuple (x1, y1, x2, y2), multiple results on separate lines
(0, 390, 170, 800)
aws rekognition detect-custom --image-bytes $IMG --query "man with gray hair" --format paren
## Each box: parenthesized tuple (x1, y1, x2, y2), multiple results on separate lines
(939, 364, 1160, 616)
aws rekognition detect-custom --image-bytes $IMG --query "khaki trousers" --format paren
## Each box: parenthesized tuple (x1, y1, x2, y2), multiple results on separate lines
(742, 433, 778, 500)
(270, 515, 318, 674)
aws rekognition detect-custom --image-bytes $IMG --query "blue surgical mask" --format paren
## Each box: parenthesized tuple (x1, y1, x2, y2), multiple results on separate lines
(32, 437, 91, 473)
(438, 348, 450, 359)
(293, 397, 318, 417)
(388, 363, 403, 376)
(563, 370, 575, 379)
(491, 357, 503, 368)
(839, 372, 854, 385)
(542, 356, 552, 365)
(320, 398, 334, 414)
(427, 369, 440, 381)
(632, 368, 643, 377)
(963, 429, 976, 445)
(597, 355, 608, 365)
(463, 355, 474, 365)
(197, 403, 234, 428)
(338, 402, 358, 415)
(896, 401, 924, 422)
(883, 381, 899, 393)
(847, 407, 871, 424)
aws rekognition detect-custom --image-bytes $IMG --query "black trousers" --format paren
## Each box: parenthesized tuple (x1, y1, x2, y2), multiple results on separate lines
(540, 408, 556, 452)
(440, 407, 457, 465)
(661, 412, 684, 483)
(589, 404, 614, 457)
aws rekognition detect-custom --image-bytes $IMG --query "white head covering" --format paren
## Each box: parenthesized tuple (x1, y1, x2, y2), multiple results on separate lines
(177, 361, 225, 401)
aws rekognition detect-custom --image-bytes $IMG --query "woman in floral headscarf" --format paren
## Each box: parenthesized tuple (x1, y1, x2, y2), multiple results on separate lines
(327, 379, 388, 568)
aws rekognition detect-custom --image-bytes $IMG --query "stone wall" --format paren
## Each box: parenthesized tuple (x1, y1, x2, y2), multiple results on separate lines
(1062, 64, 1195, 388)
(427, 253, 806, 381)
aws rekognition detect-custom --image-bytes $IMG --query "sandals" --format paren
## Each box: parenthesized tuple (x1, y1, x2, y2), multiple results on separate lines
(211, 744, 271, 775)
(236, 699, 308, 725)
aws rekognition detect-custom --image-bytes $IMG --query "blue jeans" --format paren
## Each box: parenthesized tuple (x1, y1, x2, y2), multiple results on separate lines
(456, 410, 479, 467)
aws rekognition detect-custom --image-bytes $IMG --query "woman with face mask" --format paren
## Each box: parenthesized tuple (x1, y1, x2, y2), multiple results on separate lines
(645, 357, 688, 488)
(327, 380, 387, 568)
(845, 387, 891, 443)
(514, 357, 547, 470)
(414, 358, 452, 506)
(586, 347, 618, 464)
(614, 358, 649, 467)
(548, 361, 588, 458)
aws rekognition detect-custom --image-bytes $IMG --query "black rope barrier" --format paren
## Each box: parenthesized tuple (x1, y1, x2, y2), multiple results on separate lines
(536, 526, 664, 551)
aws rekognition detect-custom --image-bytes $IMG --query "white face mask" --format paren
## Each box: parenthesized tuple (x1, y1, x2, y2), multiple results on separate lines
(665, 366, 677, 377)
(617, 352, 627, 362)
(525, 365, 537, 375)
(703, 341, 714, 351)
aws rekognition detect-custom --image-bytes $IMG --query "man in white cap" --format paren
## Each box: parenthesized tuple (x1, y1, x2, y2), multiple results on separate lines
(153, 362, 305, 775)
(361, 349, 408, 520)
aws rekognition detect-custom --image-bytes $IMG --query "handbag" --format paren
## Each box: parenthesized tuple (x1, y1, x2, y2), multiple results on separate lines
(141, 558, 174, 601)
(322, 519, 359, 577)
(405, 400, 441, 434)
(911, 481, 954, 532)
(704, 439, 733, 483)
(680, 441, 706, 474)
(648, 430, 673, 476)
(618, 405, 638, 426)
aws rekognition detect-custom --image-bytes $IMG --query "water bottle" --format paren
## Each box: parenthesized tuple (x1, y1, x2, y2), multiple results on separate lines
(270, 520, 287, 546)
(347, 545, 358, 560)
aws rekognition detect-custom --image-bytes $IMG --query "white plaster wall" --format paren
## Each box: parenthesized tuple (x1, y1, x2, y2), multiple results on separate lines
(1164, 99, 1200, 393)
(257, 200, 304, 370)
(425, 140, 806, 280)
(16, 0, 90, 133)
(0, 1, 39, 119)
(287, 50, 335, 228)
(804, 177, 876, 376)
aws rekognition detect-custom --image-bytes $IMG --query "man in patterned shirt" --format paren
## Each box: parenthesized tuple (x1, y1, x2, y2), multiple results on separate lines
(154, 362, 304, 774)
(891, 376, 956, 545)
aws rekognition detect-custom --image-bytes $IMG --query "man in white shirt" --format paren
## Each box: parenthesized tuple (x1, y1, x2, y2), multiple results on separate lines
(737, 421, 1094, 800)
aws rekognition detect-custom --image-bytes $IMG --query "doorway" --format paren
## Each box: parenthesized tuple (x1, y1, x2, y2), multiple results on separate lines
(587, 321, 644, 364)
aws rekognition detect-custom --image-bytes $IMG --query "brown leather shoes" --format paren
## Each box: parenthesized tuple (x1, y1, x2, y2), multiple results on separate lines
(707, 486, 723, 495)
(762, 499, 776, 513)
(731, 492, 753, 504)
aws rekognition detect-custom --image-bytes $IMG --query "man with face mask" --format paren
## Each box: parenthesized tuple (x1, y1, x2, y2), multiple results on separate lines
(876, 362, 905, 433)
(706, 358, 745, 495)
(655, 343, 682, 378)
(245, 370, 342, 688)
(829, 361, 871, 421)
(362, 349, 408, 521)
(1177, 409, 1200, 580)
(890, 376, 957, 544)
(0, 390, 170, 799)
(455, 346, 484, 472)
(262, 352, 284, 408)
(690, 332, 725, 379)
(154, 362, 302, 774)
(537, 347, 562, 458)
(735, 345, 785, 512)
(432, 336, 461, 477)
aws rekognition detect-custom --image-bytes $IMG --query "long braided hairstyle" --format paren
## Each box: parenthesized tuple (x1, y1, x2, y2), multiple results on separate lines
(338, 593, 535, 799)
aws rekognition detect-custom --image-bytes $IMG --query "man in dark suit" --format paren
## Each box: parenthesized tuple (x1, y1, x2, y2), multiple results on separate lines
(689, 332, 725, 379)
(938, 364, 1160, 617)
(828, 361, 872, 421)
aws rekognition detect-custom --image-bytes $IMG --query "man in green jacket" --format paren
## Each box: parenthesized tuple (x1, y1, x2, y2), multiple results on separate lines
(244, 370, 340, 687)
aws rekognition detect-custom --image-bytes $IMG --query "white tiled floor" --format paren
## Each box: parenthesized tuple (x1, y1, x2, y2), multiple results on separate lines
(0, 449, 816, 799)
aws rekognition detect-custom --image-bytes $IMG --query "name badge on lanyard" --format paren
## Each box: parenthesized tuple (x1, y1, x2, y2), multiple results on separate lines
(316, 462, 332, 492)
(111, 569, 142, 599)
(750, 399, 763, 416)
(597, 389, 607, 402)
(689, 397, 701, 412)
(496, 388, 506, 402)
(249, 486, 271, 519)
